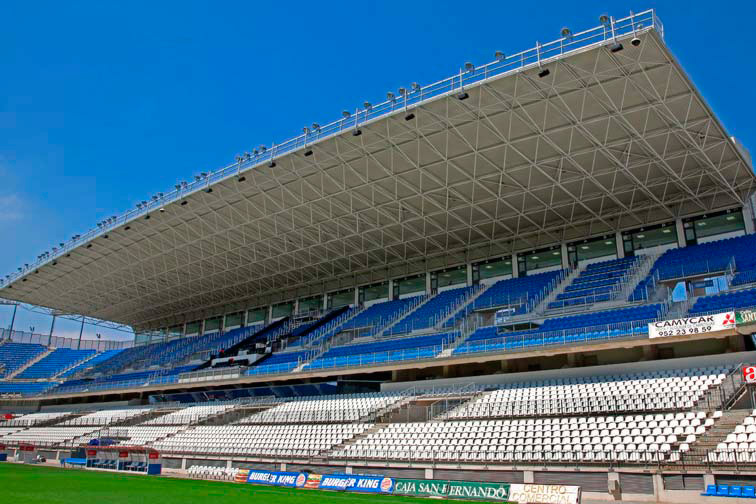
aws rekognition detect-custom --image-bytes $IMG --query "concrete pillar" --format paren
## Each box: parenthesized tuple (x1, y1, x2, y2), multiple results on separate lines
(703, 473, 715, 488)
(615, 231, 625, 259)
(424, 468, 434, 479)
(281, 462, 287, 471)
(268, 305, 274, 321)
(241, 309, 247, 328)
(345, 466, 353, 474)
(608, 472, 621, 500)
(293, 299, 300, 314)
(354, 287, 359, 306)
(675, 218, 687, 247)
(181, 458, 187, 470)
(226, 460, 232, 469)
(323, 294, 328, 311)
(652, 473, 664, 502)
(182, 322, 187, 338)
(560, 243, 569, 269)
(744, 203, 756, 234)
(511, 253, 519, 278)
(426, 272, 432, 294)
(388, 279, 395, 300)
(523, 470, 534, 484)
(466, 263, 473, 286)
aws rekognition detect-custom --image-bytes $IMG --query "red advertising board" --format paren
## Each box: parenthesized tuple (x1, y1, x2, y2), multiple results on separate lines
(744, 366, 756, 384)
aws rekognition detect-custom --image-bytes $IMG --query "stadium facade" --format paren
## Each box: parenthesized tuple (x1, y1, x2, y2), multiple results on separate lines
(2, 10, 756, 503)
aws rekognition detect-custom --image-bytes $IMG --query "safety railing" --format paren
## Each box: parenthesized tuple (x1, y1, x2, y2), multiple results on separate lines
(304, 343, 447, 372)
(454, 318, 658, 356)
(0, 10, 660, 288)
(0, 328, 132, 350)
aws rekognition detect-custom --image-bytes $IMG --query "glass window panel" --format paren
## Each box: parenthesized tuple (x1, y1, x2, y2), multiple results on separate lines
(576, 237, 616, 261)
(632, 226, 677, 250)
(436, 266, 467, 288)
(525, 249, 562, 272)
(185, 321, 201, 335)
(328, 289, 354, 309)
(204, 317, 221, 332)
(299, 296, 322, 313)
(478, 257, 513, 280)
(398, 274, 426, 296)
(247, 308, 267, 324)
(694, 212, 744, 239)
(360, 282, 388, 302)
(271, 302, 293, 319)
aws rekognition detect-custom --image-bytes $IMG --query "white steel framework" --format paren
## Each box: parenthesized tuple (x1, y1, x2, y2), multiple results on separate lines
(1, 12, 754, 330)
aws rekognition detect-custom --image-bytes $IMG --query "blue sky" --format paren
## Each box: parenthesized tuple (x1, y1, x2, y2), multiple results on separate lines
(1, 1, 754, 340)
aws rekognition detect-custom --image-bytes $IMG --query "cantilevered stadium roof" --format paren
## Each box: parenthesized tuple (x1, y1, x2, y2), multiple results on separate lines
(2, 11, 754, 330)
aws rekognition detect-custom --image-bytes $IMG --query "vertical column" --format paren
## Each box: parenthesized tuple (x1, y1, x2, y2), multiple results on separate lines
(268, 305, 273, 321)
(293, 299, 300, 315)
(354, 287, 359, 306)
(198, 319, 205, 336)
(744, 202, 756, 234)
(322, 294, 328, 311)
(76, 316, 85, 350)
(466, 263, 473, 286)
(615, 231, 625, 258)
(425, 271, 432, 294)
(511, 253, 519, 278)
(675, 218, 687, 248)
(240, 309, 247, 328)
(388, 279, 395, 300)
(181, 322, 187, 338)
(560, 243, 569, 269)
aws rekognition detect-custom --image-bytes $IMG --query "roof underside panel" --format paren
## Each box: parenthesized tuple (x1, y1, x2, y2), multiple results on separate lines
(3, 30, 754, 330)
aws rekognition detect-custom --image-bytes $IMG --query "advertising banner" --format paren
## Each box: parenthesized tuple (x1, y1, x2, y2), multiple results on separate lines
(395, 479, 511, 501)
(234, 469, 249, 483)
(304, 473, 322, 489)
(318, 474, 394, 493)
(245, 470, 307, 487)
(648, 312, 735, 339)
(736, 310, 756, 327)
(508, 484, 581, 504)
(743, 366, 756, 384)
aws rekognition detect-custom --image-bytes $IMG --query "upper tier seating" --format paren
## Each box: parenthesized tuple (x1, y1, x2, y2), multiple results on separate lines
(16, 348, 96, 379)
(151, 424, 369, 457)
(59, 349, 122, 379)
(455, 304, 664, 354)
(0, 343, 47, 378)
(236, 393, 402, 423)
(50, 366, 197, 396)
(549, 258, 639, 309)
(305, 333, 453, 370)
(689, 287, 756, 315)
(473, 270, 564, 314)
(244, 351, 310, 375)
(630, 234, 756, 301)
(387, 286, 475, 335)
(337, 297, 421, 337)
(144, 405, 235, 425)
(0, 382, 58, 396)
(288, 308, 358, 348)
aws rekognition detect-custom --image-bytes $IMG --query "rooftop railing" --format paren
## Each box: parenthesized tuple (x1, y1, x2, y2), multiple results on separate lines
(0, 9, 660, 288)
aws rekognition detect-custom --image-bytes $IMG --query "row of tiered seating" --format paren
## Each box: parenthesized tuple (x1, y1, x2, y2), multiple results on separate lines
(473, 270, 564, 313)
(0, 411, 70, 426)
(455, 304, 664, 354)
(708, 410, 756, 463)
(50, 366, 197, 395)
(58, 408, 151, 426)
(16, 348, 96, 379)
(144, 404, 235, 425)
(334, 412, 718, 463)
(337, 297, 421, 337)
(386, 286, 474, 335)
(236, 393, 402, 423)
(549, 257, 639, 309)
(245, 350, 311, 375)
(445, 367, 727, 418)
(0, 427, 100, 447)
(59, 349, 122, 378)
(288, 307, 357, 348)
(151, 424, 369, 457)
(689, 287, 756, 315)
(111, 426, 186, 445)
(305, 333, 453, 370)
(0, 382, 58, 396)
(630, 234, 756, 301)
(0, 343, 47, 378)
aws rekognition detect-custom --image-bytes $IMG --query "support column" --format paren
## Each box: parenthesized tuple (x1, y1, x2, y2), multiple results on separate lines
(268, 305, 274, 321)
(8, 304, 17, 338)
(424, 468, 434, 479)
(323, 294, 328, 311)
(426, 272, 432, 294)
(560, 243, 569, 269)
(345, 466, 353, 474)
(293, 299, 300, 315)
(675, 218, 687, 248)
(388, 279, 395, 300)
(615, 231, 625, 259)
(511, 253, 519, 278)
(226, 460, 232, 469)
(241, 309, 247, 328)
(744, 203, 756, 234)
(466, 263, 473, 286)
(281, 462, 287, 471)
(47, 314, 57, 347)
(76, 316, 85, 350)
(354, 287, 359, 307)
(523, 470, 534, 483)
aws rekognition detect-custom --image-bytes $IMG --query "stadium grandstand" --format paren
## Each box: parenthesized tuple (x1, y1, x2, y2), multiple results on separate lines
(4, 9, 756, 503)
